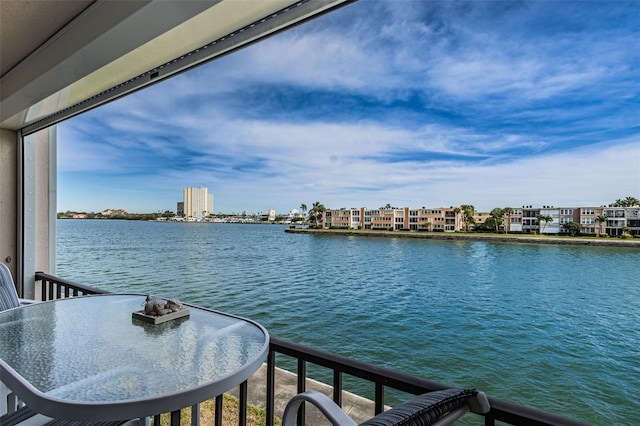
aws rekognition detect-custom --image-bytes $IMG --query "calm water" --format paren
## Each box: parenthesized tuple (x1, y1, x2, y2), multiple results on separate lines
(56, 220, 639, 425)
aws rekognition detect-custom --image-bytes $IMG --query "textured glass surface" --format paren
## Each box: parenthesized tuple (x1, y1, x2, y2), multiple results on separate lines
(0, 295, 267, 403)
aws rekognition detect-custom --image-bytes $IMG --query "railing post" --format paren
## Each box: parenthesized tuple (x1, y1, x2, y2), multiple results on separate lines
(333, 370, 342, 406)
(266, 349, 276, 426)
(214, 395, 223, 426)
(374, 382, 384, 415)
(40, 276, 47, 300)
(485, 413, 496, 426)
(170, 410, 180, 426)
(297, 359, 306, 426)
(191, 404, 200, 426)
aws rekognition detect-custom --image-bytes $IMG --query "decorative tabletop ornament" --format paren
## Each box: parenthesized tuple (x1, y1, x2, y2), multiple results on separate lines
(133, 295, 190, 324)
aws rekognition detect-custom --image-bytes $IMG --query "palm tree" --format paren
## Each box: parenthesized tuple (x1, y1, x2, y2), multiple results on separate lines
(490, 208, 503, 233)
(562, 221, 580, 236)
(421, 221, 432, 231)
(310, 202, 325, 228)
(460, 204, 475, 232)
(612, 196, 639, 207)
(502, 207, 514, 234)
(536, 214, 553, 232)
(596, 214, 608, 236)
(626, 196, 640, 206)
(300, 204, 307, 220)
(452, 207, 461, 231)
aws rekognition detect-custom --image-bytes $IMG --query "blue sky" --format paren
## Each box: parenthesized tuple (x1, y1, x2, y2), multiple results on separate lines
(58, 0, 639, 214)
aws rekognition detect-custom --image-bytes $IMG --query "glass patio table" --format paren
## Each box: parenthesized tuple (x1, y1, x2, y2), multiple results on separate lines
(0, 294, 269, 421)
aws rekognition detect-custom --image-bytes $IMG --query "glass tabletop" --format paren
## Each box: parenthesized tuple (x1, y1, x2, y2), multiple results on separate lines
(0, 294, 269, 420)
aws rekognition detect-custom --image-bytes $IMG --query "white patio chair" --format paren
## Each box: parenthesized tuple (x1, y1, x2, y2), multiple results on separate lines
(1, 262, 28, 416)
(0, 262, 22, 311)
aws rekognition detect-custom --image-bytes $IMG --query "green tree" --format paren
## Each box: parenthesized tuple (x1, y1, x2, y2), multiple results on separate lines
(595, 214, 608, 236)
(536, 214, 553, 232)
(309, 202, 326, 228)
(562, 221, 580, 236)
(502, 207, 514, 234)
(612, 196, 639, 207)
(490, 207, 504, 233)
(460, 204, 475, 231)
(384, 203, 392, 209)
(481, 217, 499, 232)
(300, 204, 307, 219)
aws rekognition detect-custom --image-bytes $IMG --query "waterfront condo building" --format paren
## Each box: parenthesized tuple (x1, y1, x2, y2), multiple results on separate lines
(473, 211, 491, 229)
(324, 207, 462, 231)
(603, 206, 640, 237)
(324, 208, 361, 229)
(183, 187, 214, 219)
(578, 207, 604, 236)
(323, 204, 639, 236)
(538, 206, 580, 234)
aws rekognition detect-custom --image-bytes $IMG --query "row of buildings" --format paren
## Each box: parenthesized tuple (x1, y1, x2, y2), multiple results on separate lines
(174, 186, 638, 236)
(322, 205, 640, 237)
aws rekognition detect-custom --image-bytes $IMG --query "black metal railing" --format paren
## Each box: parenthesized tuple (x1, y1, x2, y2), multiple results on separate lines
(36, 271, 105, 300)
(267, 338, 589, 426)
(33, 272, 589, 426)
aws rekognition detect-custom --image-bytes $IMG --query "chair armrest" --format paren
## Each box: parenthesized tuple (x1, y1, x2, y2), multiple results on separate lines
(468, 391, 490, 414)
(18, 298, 39, 305)
(282, 391, 357, 426)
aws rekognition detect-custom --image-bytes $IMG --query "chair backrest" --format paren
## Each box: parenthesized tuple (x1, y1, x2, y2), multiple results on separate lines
(0, 263, 20, 311)
(360, 388, 489, 426)
(283, 388, 490, 426)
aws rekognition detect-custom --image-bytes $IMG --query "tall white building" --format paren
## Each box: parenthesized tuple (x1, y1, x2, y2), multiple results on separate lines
(183, 187, 214, 218)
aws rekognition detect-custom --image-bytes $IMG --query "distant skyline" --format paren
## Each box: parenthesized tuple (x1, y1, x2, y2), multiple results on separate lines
(57, 0, 639, 214)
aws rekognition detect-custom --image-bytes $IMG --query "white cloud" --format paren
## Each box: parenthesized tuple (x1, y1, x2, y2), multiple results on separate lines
(57, 1, 640, 214)
(307, 137, 640, 212)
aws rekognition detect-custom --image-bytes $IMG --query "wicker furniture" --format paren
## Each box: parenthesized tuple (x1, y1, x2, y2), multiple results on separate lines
(283, 388, 490, 426)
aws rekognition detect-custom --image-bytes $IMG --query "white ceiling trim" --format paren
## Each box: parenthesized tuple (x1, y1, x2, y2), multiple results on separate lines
(0, 0, 355, 134)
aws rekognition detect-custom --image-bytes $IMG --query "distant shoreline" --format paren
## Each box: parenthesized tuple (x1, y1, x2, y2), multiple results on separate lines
(285, 228, 640, 248)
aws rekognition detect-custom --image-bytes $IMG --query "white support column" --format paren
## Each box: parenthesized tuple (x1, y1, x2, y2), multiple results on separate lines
(20, 131, 37, 299)
(37, 127, 57, 274)
(18, 126, 56, 299)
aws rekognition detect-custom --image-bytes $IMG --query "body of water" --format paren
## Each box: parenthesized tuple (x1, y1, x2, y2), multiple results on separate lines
(56, 220, 639, 424)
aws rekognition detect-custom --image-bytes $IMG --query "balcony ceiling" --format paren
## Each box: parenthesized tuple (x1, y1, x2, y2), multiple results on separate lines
(0, 0, 353, 134)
